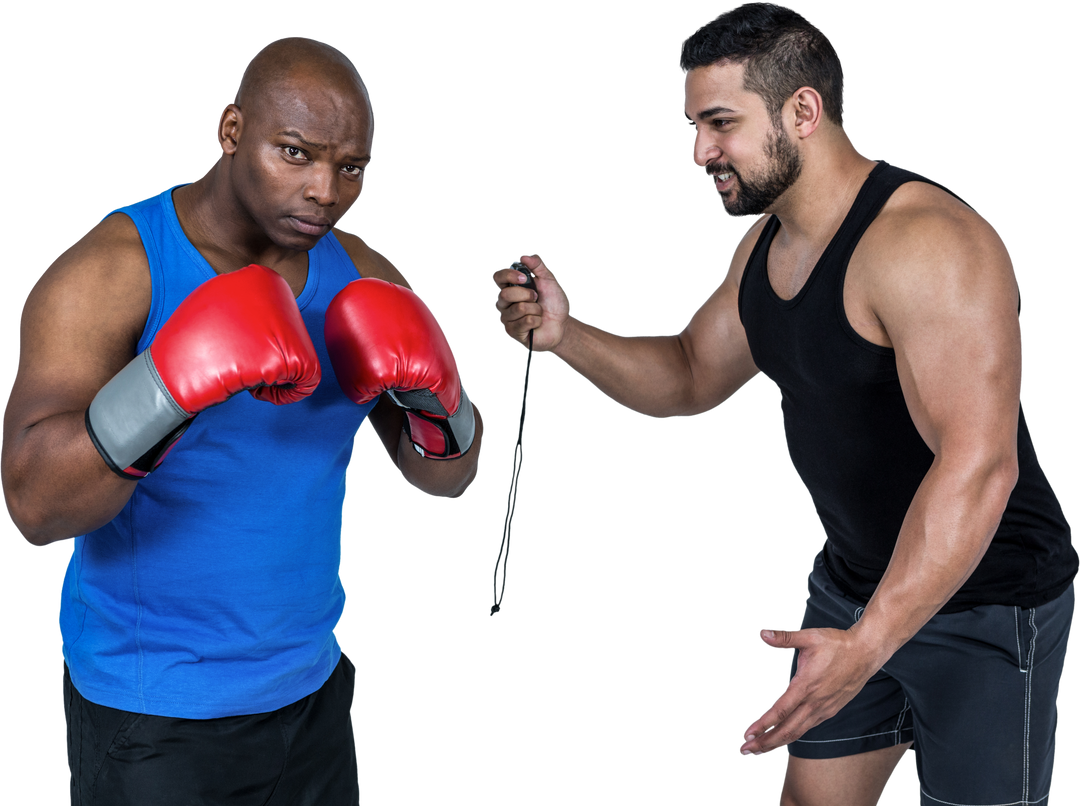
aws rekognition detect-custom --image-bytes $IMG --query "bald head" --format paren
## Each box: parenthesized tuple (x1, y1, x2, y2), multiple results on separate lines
(235, 38, 371, 120)
(214, 38, 375, 250)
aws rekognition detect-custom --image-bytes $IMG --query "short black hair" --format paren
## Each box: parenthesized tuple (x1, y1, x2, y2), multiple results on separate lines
(681, 3, 843, 125)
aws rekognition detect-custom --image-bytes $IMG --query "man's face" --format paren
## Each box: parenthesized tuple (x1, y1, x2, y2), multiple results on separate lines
(227, 75, 374, 251)
(684, 61, 801, 216)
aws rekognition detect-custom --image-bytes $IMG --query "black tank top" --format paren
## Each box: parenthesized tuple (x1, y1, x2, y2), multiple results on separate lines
(737, 161, 1076, 611)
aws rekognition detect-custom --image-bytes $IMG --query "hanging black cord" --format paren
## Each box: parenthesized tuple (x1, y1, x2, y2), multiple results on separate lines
(492, 266, 536, 615)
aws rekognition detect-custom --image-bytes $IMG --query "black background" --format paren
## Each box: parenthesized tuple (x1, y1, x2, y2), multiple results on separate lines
(6, 7, 1071, 803)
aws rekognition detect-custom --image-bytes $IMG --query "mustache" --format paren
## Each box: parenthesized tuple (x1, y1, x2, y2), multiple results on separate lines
(706, 160, 735, 177)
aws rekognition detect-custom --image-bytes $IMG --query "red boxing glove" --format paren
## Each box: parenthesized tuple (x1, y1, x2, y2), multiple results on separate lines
(325, 278, 474, 459)
(86, 265, 321, 478)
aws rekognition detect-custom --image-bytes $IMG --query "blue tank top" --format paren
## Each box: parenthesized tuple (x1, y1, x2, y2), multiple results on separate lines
(60, 187, 377, 718)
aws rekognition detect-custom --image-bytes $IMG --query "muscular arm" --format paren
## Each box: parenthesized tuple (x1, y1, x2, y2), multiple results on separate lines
(334, 230, 481, 497)
(2, 215, 151, 545)
(851, 194, 1020, 655)
(743, 187, 1021, 753)
(493, 227, 765, 417)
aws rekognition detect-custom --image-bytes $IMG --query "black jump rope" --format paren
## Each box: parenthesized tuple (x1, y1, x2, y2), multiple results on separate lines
(491, 262, 536, 615)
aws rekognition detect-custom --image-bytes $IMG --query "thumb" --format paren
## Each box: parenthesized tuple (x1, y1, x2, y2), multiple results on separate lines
(760, 628, 801, 648)
(521, 254, 553, 280)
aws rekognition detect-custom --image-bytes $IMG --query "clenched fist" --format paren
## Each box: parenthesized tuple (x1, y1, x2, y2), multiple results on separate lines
(492, 250, 574, 352)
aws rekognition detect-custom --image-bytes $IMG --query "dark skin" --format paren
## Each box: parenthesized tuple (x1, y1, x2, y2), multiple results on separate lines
(3, 38, 481, 547)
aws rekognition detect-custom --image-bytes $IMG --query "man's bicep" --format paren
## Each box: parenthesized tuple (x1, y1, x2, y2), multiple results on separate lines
(676, 224, 764, 411)
(678, 278, 759, 410)
(878, 218, 1021, 457)
(7, 218, 152, 432)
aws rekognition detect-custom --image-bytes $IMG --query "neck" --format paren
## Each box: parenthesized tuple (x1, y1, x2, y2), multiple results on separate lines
(768, 130, 876, 249)
(172, 160, 301, 270)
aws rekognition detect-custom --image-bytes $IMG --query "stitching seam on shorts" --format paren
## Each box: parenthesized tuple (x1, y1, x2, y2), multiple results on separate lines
(892, 697, 910, 745)
(920, 786, 1045, 799)
(1022, 607, 1038, 803)
(1013, 606, 1023, 671)
(793, 728, 904, 744)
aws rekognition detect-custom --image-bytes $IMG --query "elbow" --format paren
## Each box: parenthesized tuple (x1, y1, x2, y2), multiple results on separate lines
(3, 462, 58, 545)
(957, 447, 1019, 523)
(3, 474, 42, 545)
(936, 444, 1019, 534)
(401, 462, 477, 499)
(3, 496, 60, 546)
(5, 494, 67, 546)
(987, 451, 1019, 512)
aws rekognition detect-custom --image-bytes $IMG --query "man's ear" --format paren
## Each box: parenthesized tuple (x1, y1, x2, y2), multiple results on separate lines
(219, 104, 243, 155)
(789, 86, 823, 139)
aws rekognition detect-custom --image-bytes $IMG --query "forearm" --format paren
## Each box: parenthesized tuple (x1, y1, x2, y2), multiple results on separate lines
(553, 317, 711, 417)
(850, 452, 1019, 665)
(386, 404, 483, 498)
(3, 411, 137, 545)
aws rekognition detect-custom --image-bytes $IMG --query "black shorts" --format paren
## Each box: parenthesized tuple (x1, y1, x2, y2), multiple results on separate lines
(65, 654, 359, 806)
(789, 554, 1073, 806)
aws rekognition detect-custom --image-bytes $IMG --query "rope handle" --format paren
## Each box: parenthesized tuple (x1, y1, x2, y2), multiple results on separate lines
(492, 262, 536, 615)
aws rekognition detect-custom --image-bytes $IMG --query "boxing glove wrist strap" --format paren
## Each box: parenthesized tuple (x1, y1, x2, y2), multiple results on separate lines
(85, 351, 192, 480)
(393, 385, 475, 459)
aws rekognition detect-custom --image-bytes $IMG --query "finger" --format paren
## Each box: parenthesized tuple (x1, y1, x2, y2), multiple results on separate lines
(499, 303, 542, 329)
(741, 673, 809, 742)
(519, 254, 553, 280)
(760, 628, 811, 649)
(498, 302, 543, 342)
(495, 285, 538, 312)
(494, 268, 535, 289)
(742, 695, 791, 743)
(519, 254, 542, 269)
(741, 691, 813, 755)
(495, 255, 548, 287)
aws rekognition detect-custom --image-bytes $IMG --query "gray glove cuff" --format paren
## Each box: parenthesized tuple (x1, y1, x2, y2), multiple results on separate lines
(86, 351, 190, 476)
(445, 386, 475, 456)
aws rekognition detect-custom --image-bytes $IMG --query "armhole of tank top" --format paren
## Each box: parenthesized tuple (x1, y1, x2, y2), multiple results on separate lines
(324, 230, 364, 281)
(737, 216, 779, 324)
(835, 172, 971, 357)
(112, 207, 166, 355)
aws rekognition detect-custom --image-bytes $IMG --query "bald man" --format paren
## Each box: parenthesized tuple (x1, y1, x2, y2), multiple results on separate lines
(3, 39, 480, 804)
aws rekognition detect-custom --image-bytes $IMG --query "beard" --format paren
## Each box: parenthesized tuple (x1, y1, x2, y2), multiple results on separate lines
(708, 126, 802, 216)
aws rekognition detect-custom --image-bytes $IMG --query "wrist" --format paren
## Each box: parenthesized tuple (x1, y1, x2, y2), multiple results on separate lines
(397, 386, 475, 459)
(549, 315, 580, 359)
(847, 611, 902, 671)
(86, 350, 192, 479)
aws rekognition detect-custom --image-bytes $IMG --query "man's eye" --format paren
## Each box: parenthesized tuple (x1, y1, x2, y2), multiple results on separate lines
(285, 146, 305, 159)
(342, 165, 364, 176)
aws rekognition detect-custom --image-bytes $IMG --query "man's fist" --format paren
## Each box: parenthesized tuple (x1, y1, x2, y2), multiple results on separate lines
(493, 254, 569, 352)
(325, 278, 474, 459)
(86, 265, 321, 478)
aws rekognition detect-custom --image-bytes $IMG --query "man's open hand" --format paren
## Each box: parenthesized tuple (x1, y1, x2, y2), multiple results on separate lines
(741, 627, 885, 755)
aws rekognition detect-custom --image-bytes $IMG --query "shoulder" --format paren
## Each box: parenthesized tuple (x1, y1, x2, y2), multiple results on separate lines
(856, 181, 1015, 308)
(26, 211, 152, 350)
(330, 229, 410, 288)
(10, 209, 155, 426)
(861, 181, 1010, 278)
(851, 180, 1018, 342)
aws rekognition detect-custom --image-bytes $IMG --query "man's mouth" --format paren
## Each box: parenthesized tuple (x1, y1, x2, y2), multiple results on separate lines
(710, 169, 735, 192)
(288, 215, 332, 236)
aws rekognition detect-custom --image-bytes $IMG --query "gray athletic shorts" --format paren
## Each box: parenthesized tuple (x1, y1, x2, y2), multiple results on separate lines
(789, 553, 1073, 806)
